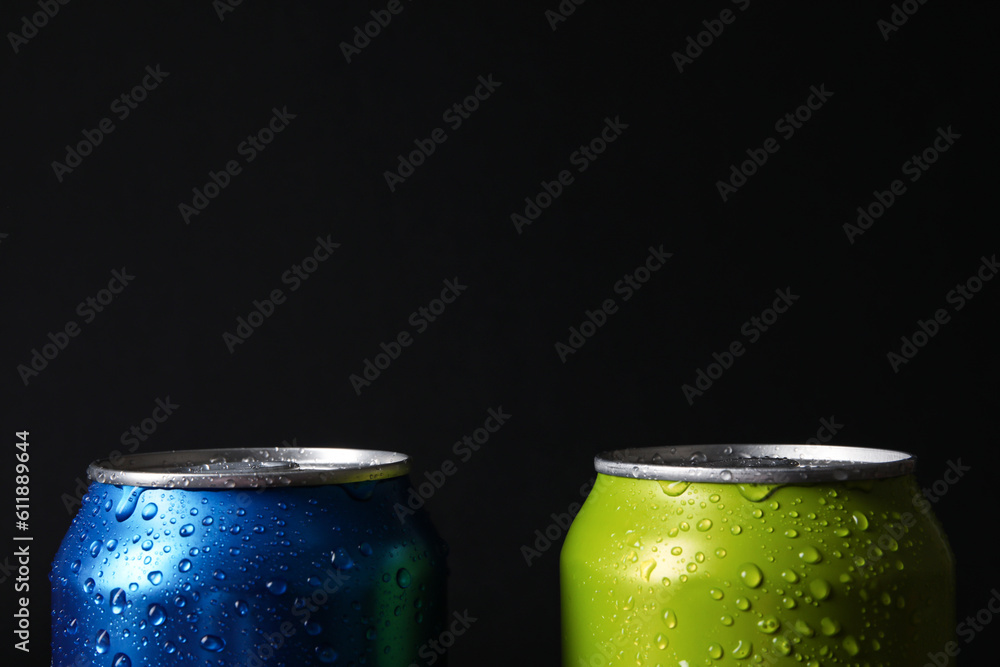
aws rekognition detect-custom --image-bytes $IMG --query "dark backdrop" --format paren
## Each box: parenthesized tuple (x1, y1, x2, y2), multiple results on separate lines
(1, 1, 997, 665)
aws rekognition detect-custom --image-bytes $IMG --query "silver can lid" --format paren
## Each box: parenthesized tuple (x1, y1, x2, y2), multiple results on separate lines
(87, 447, 410, 489)
(595, 444, 915, 483)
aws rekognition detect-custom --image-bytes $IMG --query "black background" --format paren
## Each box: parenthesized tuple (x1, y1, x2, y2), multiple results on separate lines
(1, 0, 997, 665)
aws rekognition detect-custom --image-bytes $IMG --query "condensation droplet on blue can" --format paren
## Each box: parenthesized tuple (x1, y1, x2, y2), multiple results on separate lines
(70, 560, 81, 574)
(66, 618, 78, 635)
(266, 578, 288, 595)
(112, 652, 131, 667)
(359, 542, 373, 557)
(178, 559, 192, 572)
(200, 635, 226, 652)
(141, 503, 158, 520)
(202, 517, 214, 526)
(213, 569, 226, 581)
(89, 541, 102, 558)
(164, 642, 176, 654)
(316, 644, 339, 663)
(234, 599, 248, 616)
(148, 571, 162, 585)
(115, 487, 143, 522)
(95, 629, 110, 654)
(148, 603, 167, 626)
(110, 587, 127, 614)
(84, 578, 95, 594)
(141, 540, 153, 551)
(332, 547, 354, 571)
(397, 568, 411, 589)
(179, 524, 195, 537)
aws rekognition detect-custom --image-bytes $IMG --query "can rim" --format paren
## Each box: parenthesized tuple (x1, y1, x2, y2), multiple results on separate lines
(594, 444, 916, 483)
(87, 447, 410, 488)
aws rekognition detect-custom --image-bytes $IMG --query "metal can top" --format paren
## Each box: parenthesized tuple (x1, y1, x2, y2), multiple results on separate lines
(594, 444, 915, 484)
(87, 447, 410, 489)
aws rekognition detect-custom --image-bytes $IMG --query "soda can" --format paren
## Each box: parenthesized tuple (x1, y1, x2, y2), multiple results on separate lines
(51, 447, 448, 666)
(561, 444, 955, 665)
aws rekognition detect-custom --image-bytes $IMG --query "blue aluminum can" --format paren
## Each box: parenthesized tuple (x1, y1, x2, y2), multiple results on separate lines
(51, 447, 448, 666)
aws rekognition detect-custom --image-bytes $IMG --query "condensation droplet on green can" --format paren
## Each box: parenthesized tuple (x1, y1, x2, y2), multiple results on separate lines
(739, 563, 763, 588)
(809, 578, 832, 601)
(852, 510, 869, 530)
(659, 480, 690, 496)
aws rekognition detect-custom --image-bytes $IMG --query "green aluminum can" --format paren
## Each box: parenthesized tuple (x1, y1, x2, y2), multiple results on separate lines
(560, 445, 955, 666)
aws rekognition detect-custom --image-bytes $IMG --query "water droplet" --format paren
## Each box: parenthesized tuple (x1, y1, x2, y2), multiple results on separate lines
(141, 540, 153, 551)
(164, 642, 177, 654)
(147, 571, 162, 585)
(852, 510, 869, 531)
(266, 578, 288, 595)
(795, 619, 815, 637)
(730, 639, 752, 659)
(720, 470, 733, 482)
(148, 604, 167, 626)
(663, 608, 678, 629)
(781, 569, 799, 583)
(235, 599, 249, 616)
(736, 483, 782, 502)
(200, 635, 226, 652)
(112, 652, 131, 667)
(178, 559, 192, 572)
(735, 597, 750, 611)
(843, 635, 860, 656)
(731, 525, 743, 535)
(84, 578, 95, 594)
(331, 547, 355, 571)
(173, 595, 187, 608)
(799, 546, 822, 563)
(671, 546, 682, 556)
(715, 548, 727, 558)
(96, 629, 111, 654)
(834, 527, 851, 537)
(784, 529, 798, 538)
(202, 517, 214, 526)
(708, 643, 723, 659)
(697, 519, 713, 532)
(89, 540, 102, 558)
(772, 635, 792, 656)
(659, 480, 690, 496)
(305, 621, 322, 635)
(110, 587, 127, 614)
(179, 524, 195, 537)
(757, 615, 780, 634)
(67, 618, 78, 635)
(105, 539, 118, 552)
(141, 503, 158, 520)
(640, 559, 657, 581)
(709, 588, 724, 600)
(739, 563, 763, 588)
(655, 633, 668, 650)
(721, 615, 734, 626)
(70, 560, 81, 574)
(821, 617, 841, 636)
(115, 487, 143, 522)
(359, 542, 373, 556)
(316, 644, 339, 662)
(810, 578, 832, 600)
